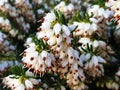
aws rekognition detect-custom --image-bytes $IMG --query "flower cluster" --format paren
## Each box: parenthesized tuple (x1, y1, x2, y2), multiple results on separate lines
(22, 46, 55, 75)
(36, 10, 88, 89)
(0, 0, 30, 33)
(55, 1, 76, 19)
(2, 0, 120, 90)
(108, 0, 120, 26)
(0, 0, 61, 40)
(3, 70, 39, 90)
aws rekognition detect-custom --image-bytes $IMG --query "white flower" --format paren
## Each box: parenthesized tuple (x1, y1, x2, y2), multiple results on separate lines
(88, 4, 114, 23)
(111, 1, 120, 11)
(25, 79, 33, 89)
(0, 17, 4, 23)
(67, 47, 74, 64)
(55, 1, 65, 11)
(41, 22, 51, 30)
(62, 25, 70, 36)
(14, 84, 25, 90)
(89, 18, 99, 23)
(3, 75, 24, 90)
(61, 58, 68, 67)
(24, 37, 35, 47)
(73, 22, 98, 36)
(79, 37, 90, 44)
(29, 78, 39, 85)
(47, 35, 56, 46)
(78, 69, 86, 81)
(88, 5, 99, 17)
(44, 12, 56, 22)
(105, 0, 115, 7)
(53, 23, 61, 35)
(91, 23, 97, 31)
(97, 56, 106, 63)
(41, 50, 48, 60)
(3, 74, 39, 90)
(98, 8, 105, 16)
(56, 35, 63, 44)
(84, 23, 90, 31)
(104, 9, 114, 18)
(93, 40, 99, 48)
(25, 70, 34, 77)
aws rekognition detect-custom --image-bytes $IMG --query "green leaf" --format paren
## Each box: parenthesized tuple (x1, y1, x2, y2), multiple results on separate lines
(54, 10, 67, 25)
(10, 64, 25, 76)
(54, 10, 59, 18)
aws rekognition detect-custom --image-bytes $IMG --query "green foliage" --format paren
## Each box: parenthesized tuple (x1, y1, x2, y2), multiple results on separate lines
(41, 73, 68, 89)
(10, 64, 25, 76)
(89, 0, 106, 8)
(54, 10, 67, 25)
(69, 11, 93, 24)
(81, 44, 100, 56)
(32, 35, 50, 53)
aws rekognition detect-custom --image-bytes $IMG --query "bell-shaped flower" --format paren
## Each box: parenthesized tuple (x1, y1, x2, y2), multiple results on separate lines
(25, 79, 33, 89)
(44, 13, 56, 22)
(62, 25, 70, 36)
(53, 23, 61, 35)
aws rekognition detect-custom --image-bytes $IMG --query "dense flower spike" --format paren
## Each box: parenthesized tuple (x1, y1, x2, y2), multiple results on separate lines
(35, 11, 86, 89)
(22, 43, 55, 75)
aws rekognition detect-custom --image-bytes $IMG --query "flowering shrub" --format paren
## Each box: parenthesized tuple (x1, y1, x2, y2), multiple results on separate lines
(1, 0, 120, 90)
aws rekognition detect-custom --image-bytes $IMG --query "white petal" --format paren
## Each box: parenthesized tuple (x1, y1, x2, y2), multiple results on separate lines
(53, 23, 61, 35)
(56, 35, 63, 44)
(85, 53, 91, 60)
(89, 18, 98, 23)
(72, 61, 78, 70)
(47, 35, 56, 46)
(93, 40, 99, 48)
(45, 56, 52, 67)
(45, 13, 56, 22)
(62, 25, 70, 36)
(84, 23, 90, 31)
(97, 56, 106, 63)
(98, 8, 104, 16)
(41, 51, 48, 59)
(15, 84, 25, 90)
(29, 78, 39, 85)
(92, 55, 98, 66)
(79, 37, 90, 44)
(60, 51, 66, 58)
(80, 54, 86, 62)
(91, 23, 97, 31)
(61, 59, 68, 67)
(25, 79, 33, 89)
(25, 70, 34, 77)
(41, 22, 51, 30)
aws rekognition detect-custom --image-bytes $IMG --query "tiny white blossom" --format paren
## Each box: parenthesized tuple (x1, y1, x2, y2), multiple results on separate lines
(62, 25, 70, 36)
(53, 23, 61, 35)
(25, 79, 33, 89)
